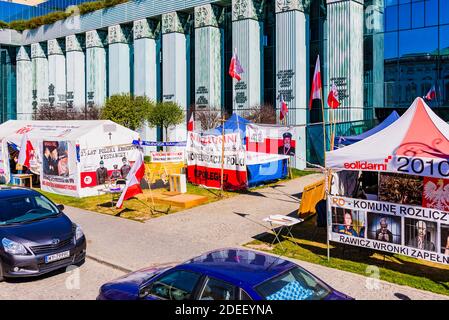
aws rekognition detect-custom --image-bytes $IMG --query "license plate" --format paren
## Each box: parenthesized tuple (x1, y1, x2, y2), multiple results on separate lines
(45, 251, 70, 263)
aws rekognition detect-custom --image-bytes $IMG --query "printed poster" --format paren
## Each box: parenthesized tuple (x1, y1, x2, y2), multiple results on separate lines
(186, 131, 247, 190)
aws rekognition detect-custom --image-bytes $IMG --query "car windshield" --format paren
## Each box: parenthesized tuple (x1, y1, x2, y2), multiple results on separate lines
(255, 267, 331, 300)
(0, 195, 60, 225)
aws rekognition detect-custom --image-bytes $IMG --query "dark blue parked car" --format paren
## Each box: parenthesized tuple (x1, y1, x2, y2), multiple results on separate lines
(0, 187, 86, 281)
(98, 248, 352, 300)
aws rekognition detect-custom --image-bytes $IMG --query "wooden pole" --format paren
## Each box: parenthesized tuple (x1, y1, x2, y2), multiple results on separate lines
(220, 115, 225, 197)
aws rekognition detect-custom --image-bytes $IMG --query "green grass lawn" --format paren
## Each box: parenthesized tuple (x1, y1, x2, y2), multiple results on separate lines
(245, 215, 449, 296)
(39, 168, 317, 222)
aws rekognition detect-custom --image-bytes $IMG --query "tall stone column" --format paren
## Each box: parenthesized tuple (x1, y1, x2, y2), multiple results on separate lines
(232, 0, 263, 114)
(47, 39, 66, 108)
(108, 24, 132, 95)
(133, 19, 160, 152)
(16, 46, 32, 120)
(194, 4, 223, 110)
(0, 47, 16, 122)
(162, 12, 189, 144)
(31, 42, 49, 113)
(66, 35, 85, 111)
(86, 30, 107, 108)
(326, 0, 364, 122)
(275, 0, 309, 170)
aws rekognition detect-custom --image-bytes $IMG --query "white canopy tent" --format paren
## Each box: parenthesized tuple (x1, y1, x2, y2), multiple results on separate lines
(325, 98, 449, 265)
(0, 120, 140, 197)
(326, 97, 449, 179)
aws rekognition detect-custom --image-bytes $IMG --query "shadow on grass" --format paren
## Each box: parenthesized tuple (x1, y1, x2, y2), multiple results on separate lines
(250, 215, 449, 289)
(97, 201, 116, 208)
(114, 208, 135, 217)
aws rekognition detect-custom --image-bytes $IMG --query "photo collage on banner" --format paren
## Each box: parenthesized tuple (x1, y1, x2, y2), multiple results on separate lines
(79, 144, 138, 189)
(329, 171, 449, 265)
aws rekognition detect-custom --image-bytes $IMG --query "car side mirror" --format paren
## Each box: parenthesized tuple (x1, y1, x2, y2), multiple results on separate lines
(56, 204, 65, 212)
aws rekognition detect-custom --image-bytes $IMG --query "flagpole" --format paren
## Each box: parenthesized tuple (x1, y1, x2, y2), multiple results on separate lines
(321, 86, 326, 164)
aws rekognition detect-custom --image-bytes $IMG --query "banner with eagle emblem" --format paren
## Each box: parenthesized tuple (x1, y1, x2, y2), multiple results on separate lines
(423, 177, 449, 212)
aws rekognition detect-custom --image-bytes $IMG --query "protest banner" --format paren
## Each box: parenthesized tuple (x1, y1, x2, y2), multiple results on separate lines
(245, 124, 296, 164)
(186, 131, 247, 190)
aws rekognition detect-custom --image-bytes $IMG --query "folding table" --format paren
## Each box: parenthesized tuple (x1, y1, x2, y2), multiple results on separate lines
(263, 215, 304, 249)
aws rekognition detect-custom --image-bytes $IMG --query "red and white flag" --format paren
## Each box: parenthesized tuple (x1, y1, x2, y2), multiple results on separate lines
(18, 133, 34, 168)
(279, 94, 288, 121)
(116, 151, 145, 209)
(309, 55, 322, 109)
(327, 81, 340, 109)
(425, 85, 436, 101)
(187, 113, 195, 132)
(229, 48, 244, 81)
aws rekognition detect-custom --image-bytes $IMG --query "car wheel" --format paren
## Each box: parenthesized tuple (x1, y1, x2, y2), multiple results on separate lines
(75, 257, 86, 267)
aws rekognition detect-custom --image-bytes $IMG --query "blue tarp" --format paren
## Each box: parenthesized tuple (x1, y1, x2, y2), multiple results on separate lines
(334, 111, 400, 147)
(206, 114, 288, 187)
(247, 159, 288, 187)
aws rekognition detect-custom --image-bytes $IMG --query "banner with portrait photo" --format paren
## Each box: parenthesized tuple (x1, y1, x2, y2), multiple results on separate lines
(245, 124, 297, 164)
(186, 131, 247, 190)
(328, 194, 449, 265)
(41, 140, 78, 197)
(78, 144, 139, 191)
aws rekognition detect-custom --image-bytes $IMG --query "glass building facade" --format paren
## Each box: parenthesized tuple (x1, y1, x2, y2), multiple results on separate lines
(0, 0, 93, 22)
(383, 0, 449, 109)
(0, 0, 448, 166)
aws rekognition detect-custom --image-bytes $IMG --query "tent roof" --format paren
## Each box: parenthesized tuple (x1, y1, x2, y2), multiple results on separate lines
(335, 111, 400, 147)
(205, 114, 251, 136)
(0, 120, 135, 142)
(326, 98, 449, 178)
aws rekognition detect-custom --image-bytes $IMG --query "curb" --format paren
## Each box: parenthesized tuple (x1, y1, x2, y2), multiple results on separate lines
(86, 254, 133, 273)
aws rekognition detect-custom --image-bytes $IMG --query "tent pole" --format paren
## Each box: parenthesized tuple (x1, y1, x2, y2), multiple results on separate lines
(325, 169, 331, 262)
(220, 116, 225, 197)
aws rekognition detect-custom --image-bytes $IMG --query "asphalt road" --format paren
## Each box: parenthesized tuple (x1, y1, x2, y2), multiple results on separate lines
(0, 258, 125, 300)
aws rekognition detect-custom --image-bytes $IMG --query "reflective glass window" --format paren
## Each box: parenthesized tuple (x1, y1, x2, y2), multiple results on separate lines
(399, 4, 411, 30)
(425, 0, 438, 26)
(412, 1, 425, 28)
(385, 5, 398, 31)
(441, 0, 449, 25)
(384, 32, 399, 59)
(386, 0, 398, 6)
(399, 27, 439, 57)
(441, 25, 449, 55)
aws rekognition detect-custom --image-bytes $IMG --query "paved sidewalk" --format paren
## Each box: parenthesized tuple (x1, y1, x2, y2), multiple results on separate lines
(289, 256, 448, 300)
(66, 174, 322, 270)
(64, 173, 448, 300)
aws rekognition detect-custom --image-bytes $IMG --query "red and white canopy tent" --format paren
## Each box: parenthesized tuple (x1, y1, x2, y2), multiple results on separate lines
(326, 97, 449, 179)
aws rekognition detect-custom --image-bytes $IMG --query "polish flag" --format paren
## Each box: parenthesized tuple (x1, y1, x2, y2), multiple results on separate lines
(327, 81, 340, 109)
(18, 133, 34, 168)
(187, 113, 195, 132)
(309, 55, 322, 109)
(116, 151, 145, 209)
(279, 94, 288, 121)
(229, 48, 244, 81)
(425, 85, 436, 101)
